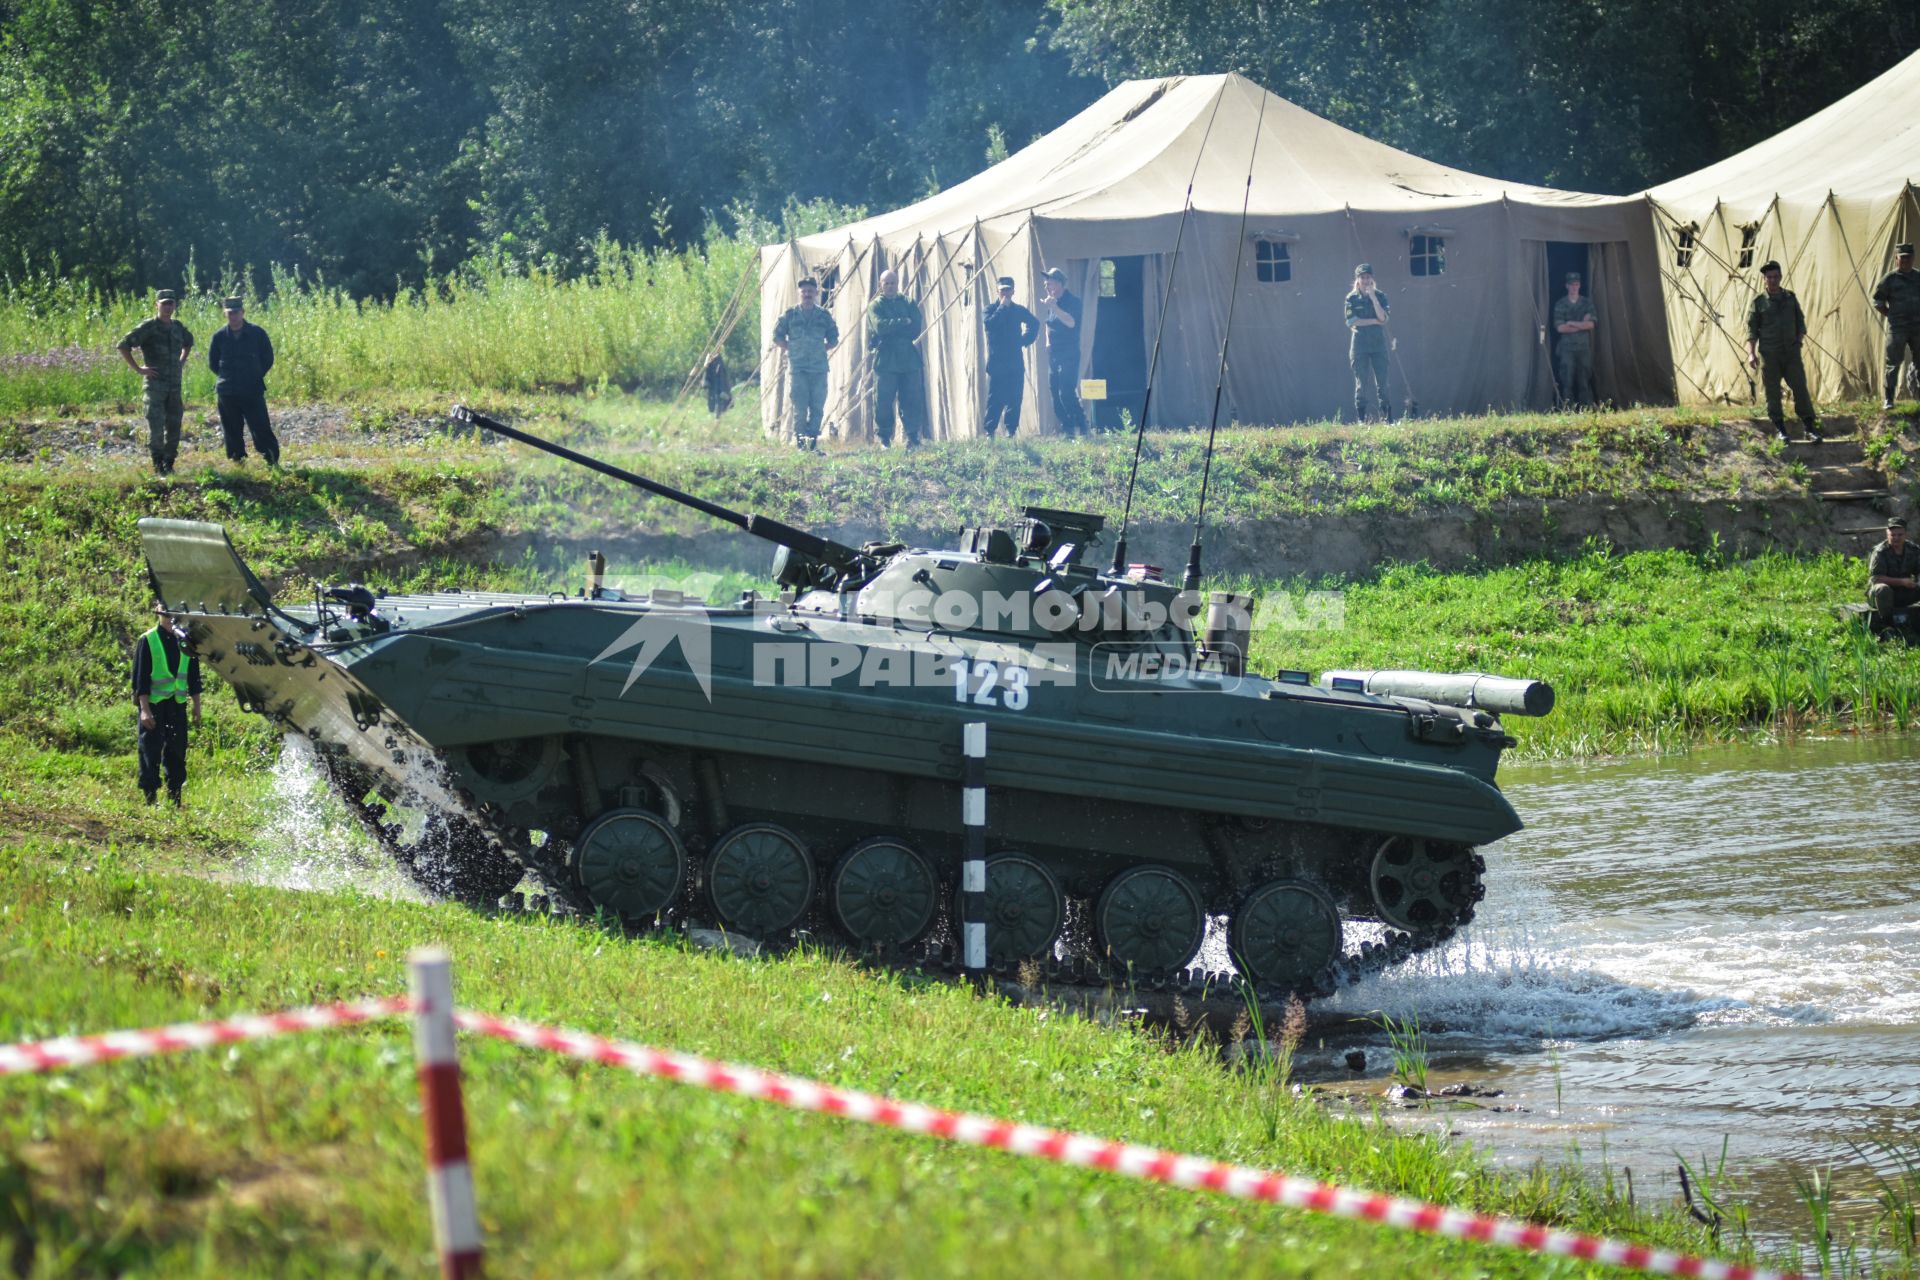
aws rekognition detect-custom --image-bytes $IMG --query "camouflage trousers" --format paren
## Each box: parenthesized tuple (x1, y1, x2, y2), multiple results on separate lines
(1760, 347, 1816, 429)
(788, 368, 827, 441)
(145, 381, 185, 471)
(1350, 346, 1393, 421)
(1556, 343, 1595, 408)
(1868, 582, 1920, 621)
(1888, 327, 1919, 405)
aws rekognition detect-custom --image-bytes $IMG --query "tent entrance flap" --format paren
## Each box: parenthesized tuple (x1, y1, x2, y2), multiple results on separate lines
(1091, 256, 1149, 430)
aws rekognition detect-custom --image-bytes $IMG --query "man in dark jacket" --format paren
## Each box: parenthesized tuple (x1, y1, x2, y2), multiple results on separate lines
(981, 276, 1038, 437)
(132, 605, 202, 806)
(207, 297, 280, 465)
(1040, 267, 1087, 435)
(1874, 242, 1919, 412)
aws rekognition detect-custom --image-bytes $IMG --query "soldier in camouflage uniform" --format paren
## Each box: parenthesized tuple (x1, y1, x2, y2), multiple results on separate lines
(1551, 271, 1598, 408)
(1745, 260, 1823, 444)
(1867, 516, 1920, 627)
(772, 276, 839, 449)
(116, 288, 195, 474)
(1873, 242, 1919, 412)
(1344, 264, 1394, 422)
(867, 269, 926, 448)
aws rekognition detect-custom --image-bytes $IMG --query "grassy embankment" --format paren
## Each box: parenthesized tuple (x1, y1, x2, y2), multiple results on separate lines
(6, 270, 1920, 1271)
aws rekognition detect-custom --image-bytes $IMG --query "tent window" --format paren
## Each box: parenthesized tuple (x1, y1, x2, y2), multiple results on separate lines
(1675, 228, 1696, 269)
(1409, 235, 1445, 277)
(1737, 224, 1759, 269)
(1099, 259, 1118, 298)
(1255, 239, 1292, 283)
(817, 267, 840, 309)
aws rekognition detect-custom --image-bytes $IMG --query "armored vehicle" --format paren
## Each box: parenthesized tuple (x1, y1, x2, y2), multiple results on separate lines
(140, 407, 1551, 998)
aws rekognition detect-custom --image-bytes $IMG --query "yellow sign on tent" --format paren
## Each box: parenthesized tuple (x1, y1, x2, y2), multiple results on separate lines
(1080, 379, 1107, 400)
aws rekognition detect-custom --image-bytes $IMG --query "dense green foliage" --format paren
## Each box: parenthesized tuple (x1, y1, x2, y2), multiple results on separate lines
(1, 0, 1913, 295)
(1050, 0, 1919, 194)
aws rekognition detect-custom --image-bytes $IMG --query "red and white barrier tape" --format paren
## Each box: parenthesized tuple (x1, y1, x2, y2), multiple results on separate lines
(0, 994, 1800, 1280)
(0, 996, 413, 1076)
(455, 1010, 1797, 1280)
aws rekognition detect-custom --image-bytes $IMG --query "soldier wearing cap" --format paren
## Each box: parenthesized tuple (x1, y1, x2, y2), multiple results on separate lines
(116, 289, 194, 474)
(981, 275, 1038, 437)
(1867, 516, 1920, 628)
(207, 296, 280, 466)
(1552, 271, 1599, 409)
(1746, 260, 1823, 444)
(772, 276, 839, 448)
(1873, 243, 1919, 411)
(132, 603, 201, 806)
(867, 269, 926, 448)
(1040, 267, 1088, 435)
(1344, 264, 1394, 422)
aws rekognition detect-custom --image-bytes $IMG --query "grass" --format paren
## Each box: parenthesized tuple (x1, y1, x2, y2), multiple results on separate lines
(0, 839, 1786, 1278)
(0, 234, 764, 414)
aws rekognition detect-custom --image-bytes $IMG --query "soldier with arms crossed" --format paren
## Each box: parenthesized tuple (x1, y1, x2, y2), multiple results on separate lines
(1874, 242, 1919, 411)
(117, 288, 194, 474)
(1552, 271, 1599, 408)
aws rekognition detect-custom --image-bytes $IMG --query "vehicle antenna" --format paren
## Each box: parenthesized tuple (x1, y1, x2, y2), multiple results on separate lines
(1183, 88, 1268, 593)
(1110, 79, 1229, 577)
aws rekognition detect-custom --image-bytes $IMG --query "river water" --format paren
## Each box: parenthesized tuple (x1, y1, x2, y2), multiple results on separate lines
(1310, 734, 1920, 1235)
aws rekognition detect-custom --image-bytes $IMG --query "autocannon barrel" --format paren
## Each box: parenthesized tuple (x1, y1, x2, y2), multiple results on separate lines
(450, 405, 862, 572)
(1319, 669, 1555, 718)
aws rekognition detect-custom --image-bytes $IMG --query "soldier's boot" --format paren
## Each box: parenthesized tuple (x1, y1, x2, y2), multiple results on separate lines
(168, 789, 182, 808)
(1805, 421, 1825, 443)
(143, 789, 158, 806)
(1769, 420, 1789, 444)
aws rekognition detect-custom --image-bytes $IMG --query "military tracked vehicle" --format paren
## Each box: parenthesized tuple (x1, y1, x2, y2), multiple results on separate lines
(140, 406, 1551, 998)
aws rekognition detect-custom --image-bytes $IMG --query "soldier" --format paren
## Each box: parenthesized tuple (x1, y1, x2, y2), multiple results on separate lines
(116, 288, 194, 474)
(1344, 264, 1394, 423)
(1552, 271, 1599, 408)
(772, 276, 839, 449)
(1873, 242, 1919, 412)
(981, 275, 1038, 437)
(1746, 260, 1823, 444)
(867, 269, 926, 448)
(206, 296, 280, 466)
(132, 604, 201, 806)
(1040, 267, 1088, 435)
(1867, 516, 1920, 629)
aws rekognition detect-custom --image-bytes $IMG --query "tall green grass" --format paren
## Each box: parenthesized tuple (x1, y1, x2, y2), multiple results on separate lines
(0, 233, 762, 413)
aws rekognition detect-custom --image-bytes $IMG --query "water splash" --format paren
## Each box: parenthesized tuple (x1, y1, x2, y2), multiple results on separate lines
(243, 736, 420, 899)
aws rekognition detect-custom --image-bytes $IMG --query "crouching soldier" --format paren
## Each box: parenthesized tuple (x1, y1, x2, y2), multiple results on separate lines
(1867, 516, 1920, 632)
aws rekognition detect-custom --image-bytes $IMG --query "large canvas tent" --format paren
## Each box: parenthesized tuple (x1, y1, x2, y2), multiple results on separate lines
(1649, 49, 1920, 405)
(757, 73, 1672, 442)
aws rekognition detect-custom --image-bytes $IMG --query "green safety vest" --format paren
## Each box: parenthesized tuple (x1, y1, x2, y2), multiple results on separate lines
(145, 628, 189, 703)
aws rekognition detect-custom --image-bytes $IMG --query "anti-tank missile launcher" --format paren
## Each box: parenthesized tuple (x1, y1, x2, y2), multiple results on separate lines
(139, 406, 1551, 999)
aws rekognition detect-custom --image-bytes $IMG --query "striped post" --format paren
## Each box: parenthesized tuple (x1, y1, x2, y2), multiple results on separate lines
(961, 721, 988, 973)
(410, 948, 484, 1279)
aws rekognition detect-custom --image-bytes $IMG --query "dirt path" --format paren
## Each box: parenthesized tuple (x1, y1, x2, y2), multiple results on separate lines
(2, 403, 448, 467)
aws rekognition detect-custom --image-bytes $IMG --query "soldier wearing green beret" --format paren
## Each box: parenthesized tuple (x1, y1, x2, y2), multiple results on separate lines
(867, 269, 927, 448)
(116, 289, 194, 474)
(1874, 243, 1919, 411)
(1746, 261, 1823, 444)
(1552, 272, 1599, 408)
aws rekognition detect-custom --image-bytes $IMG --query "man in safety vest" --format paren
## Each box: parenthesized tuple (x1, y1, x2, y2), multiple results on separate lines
(132, 604, 201, 805)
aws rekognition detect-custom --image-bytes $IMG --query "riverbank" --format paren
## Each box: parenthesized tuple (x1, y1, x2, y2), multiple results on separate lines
(0, 835, 1809, 1278)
